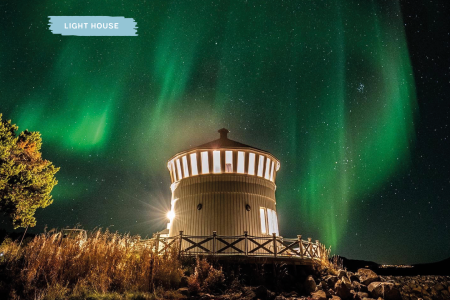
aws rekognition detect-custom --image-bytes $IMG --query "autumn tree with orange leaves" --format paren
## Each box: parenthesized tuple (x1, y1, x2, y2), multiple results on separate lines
(0, 114, 59, 229)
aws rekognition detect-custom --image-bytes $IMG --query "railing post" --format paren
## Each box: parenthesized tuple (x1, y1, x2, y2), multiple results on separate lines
(297, 235, 304, 259)
(179, 231, 183, 256)
(244, 231, 248, 256)
(315, 240, 320, 259)
(155, 233, 160, 255)
(213, 231, 217, 255)
(272, 233, 277, 258)
(308, 237, 312, 258)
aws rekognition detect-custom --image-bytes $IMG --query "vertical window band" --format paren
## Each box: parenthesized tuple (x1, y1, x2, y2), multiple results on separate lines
(190, 153, 198, 176)
(248, 153, 255, 175)
(237, 151, 245, 173)
(213, 150, 221, 173)
(201, 151, 209, 174)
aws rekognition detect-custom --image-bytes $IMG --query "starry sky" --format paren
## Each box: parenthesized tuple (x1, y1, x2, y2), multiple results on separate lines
(0, 0, 449, 264)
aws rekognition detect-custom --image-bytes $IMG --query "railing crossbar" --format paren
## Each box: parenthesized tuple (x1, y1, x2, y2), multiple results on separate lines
(248, 238, 273, 254)
(183, 237, 212, 253)
(216, 238, 245, 253)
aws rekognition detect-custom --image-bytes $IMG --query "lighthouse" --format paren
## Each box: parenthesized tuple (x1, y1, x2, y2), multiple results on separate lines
(166, 129, 281, 239)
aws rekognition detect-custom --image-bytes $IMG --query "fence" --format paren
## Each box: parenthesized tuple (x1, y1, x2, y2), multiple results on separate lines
(143, 231, 330, 265)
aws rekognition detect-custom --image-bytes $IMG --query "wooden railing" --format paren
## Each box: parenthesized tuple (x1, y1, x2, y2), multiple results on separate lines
(143, 231, 330, 265)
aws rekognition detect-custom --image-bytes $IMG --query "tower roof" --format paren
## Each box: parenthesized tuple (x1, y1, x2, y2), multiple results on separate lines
(189, 128, 264, 151)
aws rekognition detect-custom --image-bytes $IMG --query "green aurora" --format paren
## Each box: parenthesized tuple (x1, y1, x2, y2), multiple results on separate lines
(2, 0, 445, 264)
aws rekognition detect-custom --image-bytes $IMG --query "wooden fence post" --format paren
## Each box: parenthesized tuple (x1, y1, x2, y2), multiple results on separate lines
(213, 231, 217, 255)
(315, 240, 320, 259)
(308, 237, 312, 258)
(179, 231, 183, 256)
(244, 231, 248, 256)
(155, 233, 160, 255)
(272, 233, 277, 258)
(297, 235, 303, 259)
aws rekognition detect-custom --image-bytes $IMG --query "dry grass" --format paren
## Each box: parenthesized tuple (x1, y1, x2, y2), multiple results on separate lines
(0, 229, 184, 299)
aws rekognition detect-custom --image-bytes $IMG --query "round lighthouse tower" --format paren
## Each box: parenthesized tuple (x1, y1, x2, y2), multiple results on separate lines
(166, 129, 281, 238)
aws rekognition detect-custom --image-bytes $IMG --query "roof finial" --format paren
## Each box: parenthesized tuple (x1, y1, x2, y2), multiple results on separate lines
(218, 128, 229, 139)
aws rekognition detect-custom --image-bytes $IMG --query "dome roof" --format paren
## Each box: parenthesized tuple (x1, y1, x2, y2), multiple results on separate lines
(190, 128, 264, 151)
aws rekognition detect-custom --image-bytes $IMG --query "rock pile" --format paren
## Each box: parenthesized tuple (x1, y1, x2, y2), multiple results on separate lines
(177, 268, 450, 300)
(306, 269, 450, 300)
(379, 275, 450, 300)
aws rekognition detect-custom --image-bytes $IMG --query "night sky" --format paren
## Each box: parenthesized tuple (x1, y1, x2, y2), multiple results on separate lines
(0, 0, 449, 265)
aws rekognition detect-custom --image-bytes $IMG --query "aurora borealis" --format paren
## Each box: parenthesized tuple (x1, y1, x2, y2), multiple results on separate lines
(1, 0, 449, 264)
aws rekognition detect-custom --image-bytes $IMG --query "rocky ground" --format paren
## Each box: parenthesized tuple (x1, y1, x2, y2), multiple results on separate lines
(380, 275, 450, 300)
(177, 268, 450, 300)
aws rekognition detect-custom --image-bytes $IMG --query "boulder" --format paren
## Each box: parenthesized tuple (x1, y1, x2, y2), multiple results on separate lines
(441, 290, 450, 298)
(350, 274, 360, 283)
(281, 291, 298, 298)
(349, 290, 358, 300)
(402, 285, 411, 293)
(326, 275, 339, 288)
(430, 288, 439, 297)
(368, 282, 401, 300)
(199, 293, 213, 300)
(352, 281, 368, 292)
(180, 276, 189, 287)
(342, 276, 352, 289)
(241, 287, 256, 300)
(335, 279, 352, 299)
(331, 296, 342, 300)
(434, 283, 444, 291)
(177, 287, 189, 296)
(305, 275, 317, 293)
(320, 281, 328, 290)
(357, 269, 380, 286)
(357, 292, 369, 299)
(338, 270, 347, 279)
(253, 285, 269, 300)
(311, 290, 327, 300)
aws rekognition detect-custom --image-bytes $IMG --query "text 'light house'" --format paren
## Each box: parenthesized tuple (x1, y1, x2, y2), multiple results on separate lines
(166, 128, 281, 239)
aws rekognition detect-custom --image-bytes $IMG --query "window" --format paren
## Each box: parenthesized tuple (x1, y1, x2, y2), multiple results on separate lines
(260, 207, 279, 236)
(260, 208, 267, 234)
(272, 210, 279, 236)
(201, 151, 209, 174)
(237, 151, 245, 173)
(264, 158, 271, 179)
(257, 155, 264, 177)
(225, 151, 233, 172)
(248, 153, 255, 175)
(270, 160, 275, 181)
(191, 153, 198, 176)
(213, 151, 221, 173)
(190, 153, 198, 176)
(182, 156, 189, 178)
(267, 208, 274, 235)
(171, 161, 177, 182)
(176, 159, 183, 180)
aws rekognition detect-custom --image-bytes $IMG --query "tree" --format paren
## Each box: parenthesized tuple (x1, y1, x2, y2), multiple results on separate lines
(0, 114, 59, 229)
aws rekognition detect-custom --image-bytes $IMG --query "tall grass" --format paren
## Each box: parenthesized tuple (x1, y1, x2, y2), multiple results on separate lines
(0, 229, 184, 299)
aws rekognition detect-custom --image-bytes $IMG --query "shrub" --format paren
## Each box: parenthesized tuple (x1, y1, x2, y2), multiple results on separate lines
(203, 266, 225, 292)
(187, 258, 225, 294)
